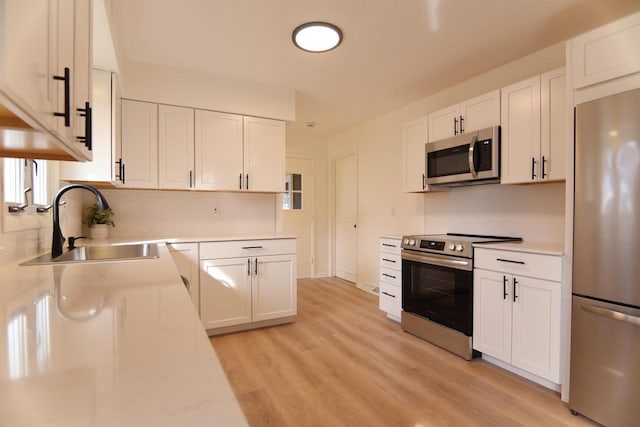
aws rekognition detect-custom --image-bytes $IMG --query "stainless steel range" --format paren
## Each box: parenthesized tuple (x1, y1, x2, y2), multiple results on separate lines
(401, 233, 521, 360)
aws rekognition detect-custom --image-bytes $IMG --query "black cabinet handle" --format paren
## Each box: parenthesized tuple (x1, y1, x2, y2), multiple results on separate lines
(189, 170, 193, 188)
(531, 157, 537, 180)
(381, 291, 396, 298)
(115, 158, 122, 181)
(122, 163, 126, 184)
(247, 259, 251, 276)
(382, 273, 396, 279)
(503, 276, 508, 300)
(496, 258, 525, 265)
(453, 116, 458, 135)
(382, 258, 396, 263)
(422, 173, 426, 190)
(246, 174, 249, 190)
(541, 156, 547, 179)
(513, 277, 518, 302)
(241, 246, 263, 250)
(254, 257, 258, 275)
(239, 173, 242, 189)
(459, 115, 464, 133)
(76, 102, 92, 150)
(53, 67, 71, 127)
(382, 243, 397, 248)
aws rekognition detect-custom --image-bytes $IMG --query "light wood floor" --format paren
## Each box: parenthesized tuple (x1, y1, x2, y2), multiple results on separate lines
(210, 277, 592, 427)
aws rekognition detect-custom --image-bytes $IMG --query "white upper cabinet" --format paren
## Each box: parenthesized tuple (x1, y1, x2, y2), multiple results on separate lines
(194, 110, 244, 191)
(570, 11, 640, 90)
(120, 99, 158, 189)
(0, 0, 93, 161)
(243, 116, 285, 192)
(402, 116, 429, 192)
(501, 68, 566, 184)
(428, 90, 500, 142)
(61, 69, 116, 184)
(159, 105, 195, 190)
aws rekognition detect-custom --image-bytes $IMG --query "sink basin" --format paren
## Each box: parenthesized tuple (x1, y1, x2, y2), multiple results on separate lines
(21, 243, 159, 266)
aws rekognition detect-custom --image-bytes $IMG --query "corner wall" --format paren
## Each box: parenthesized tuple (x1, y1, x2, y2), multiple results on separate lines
(327, 42, 567, 292)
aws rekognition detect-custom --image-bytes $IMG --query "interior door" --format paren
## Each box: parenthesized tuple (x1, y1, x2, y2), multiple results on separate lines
(282, 156, 314, 278)
(334, 152, 357, 283)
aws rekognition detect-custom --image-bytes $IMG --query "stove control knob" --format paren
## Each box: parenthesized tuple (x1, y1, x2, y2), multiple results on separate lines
(456, 244, 464, 252)
(409, 239, 416, 246)
(448, 244, 456, 251)
(403, 239, 409, 245)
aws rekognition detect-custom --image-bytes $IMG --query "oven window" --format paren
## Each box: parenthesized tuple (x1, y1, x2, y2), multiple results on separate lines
(402, 259, 473, 336)
(427, 144, 471, 178)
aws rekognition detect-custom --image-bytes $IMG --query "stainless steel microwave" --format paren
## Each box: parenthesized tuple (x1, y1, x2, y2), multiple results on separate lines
(425, 126, 500, 186)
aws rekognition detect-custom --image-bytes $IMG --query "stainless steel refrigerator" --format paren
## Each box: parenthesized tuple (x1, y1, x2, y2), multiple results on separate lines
(570, 87, 640, 427)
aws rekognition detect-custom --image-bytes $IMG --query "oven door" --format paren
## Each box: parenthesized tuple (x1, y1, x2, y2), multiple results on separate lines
(401, 250, 473, 336)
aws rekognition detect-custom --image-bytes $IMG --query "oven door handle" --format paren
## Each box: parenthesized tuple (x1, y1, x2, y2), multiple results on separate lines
(468, 135, 479, 177)
(402, 251, 472, 271)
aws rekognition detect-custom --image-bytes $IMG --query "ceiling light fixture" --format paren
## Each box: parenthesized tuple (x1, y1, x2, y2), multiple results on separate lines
(292, 22, 343, 53)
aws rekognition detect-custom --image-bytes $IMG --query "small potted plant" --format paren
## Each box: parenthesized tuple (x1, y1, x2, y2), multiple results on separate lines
(83, 203, 115, 240)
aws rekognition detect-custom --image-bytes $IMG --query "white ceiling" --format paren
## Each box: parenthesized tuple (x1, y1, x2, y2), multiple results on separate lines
(109, 0, 640, 139)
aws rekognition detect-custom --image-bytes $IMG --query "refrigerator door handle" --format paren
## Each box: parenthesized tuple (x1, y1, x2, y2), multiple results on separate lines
(581, 303, 640, 327)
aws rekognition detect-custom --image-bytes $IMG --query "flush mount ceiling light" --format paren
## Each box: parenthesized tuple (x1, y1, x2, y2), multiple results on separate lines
(292, 22, 343, 53)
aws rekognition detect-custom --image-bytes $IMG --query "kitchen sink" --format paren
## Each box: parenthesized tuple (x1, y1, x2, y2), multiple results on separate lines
(21, 243, 159, 266)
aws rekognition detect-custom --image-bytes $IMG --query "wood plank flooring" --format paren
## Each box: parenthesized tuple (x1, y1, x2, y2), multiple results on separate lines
(210, 277, 592, 427)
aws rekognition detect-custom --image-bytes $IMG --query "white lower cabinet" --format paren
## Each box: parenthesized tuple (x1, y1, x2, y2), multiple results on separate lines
(379, 237, 402, 321)
(199, 239, 297, 334)
(473, 248, 561, 385)
(167, 242, 200, 311)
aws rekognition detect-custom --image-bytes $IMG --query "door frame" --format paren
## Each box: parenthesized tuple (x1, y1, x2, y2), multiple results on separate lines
(329, 149, 358, 279)
(282, 153, 316, 278)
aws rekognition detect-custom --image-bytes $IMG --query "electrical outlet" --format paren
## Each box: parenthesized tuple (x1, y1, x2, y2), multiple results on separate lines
(212, 203, 220, 215)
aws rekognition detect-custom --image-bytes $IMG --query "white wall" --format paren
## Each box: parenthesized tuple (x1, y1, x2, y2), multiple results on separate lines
(327, 42, 567, 292)
(120, 60, 295, 121)
(83, 190, 277, 239)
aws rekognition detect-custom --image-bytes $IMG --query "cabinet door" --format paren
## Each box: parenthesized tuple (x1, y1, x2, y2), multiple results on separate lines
(55, 0, 75, 139)
(168, 243, 200, 311)
(0, 0, 56, 130)
(540, 67, 566, 182)
(121, 99, 158, 188)
(428, 104, 459, 142)
(194, 110, 243, 191)
(252, 255, 297, 322)
(459, 89, 500, 133)
(72, 0, 92, 155)
(500, 76, 541, 184)
(60, 68, 111, 182)
(473, 269, 512, 363)
(158, 105, 194, 190)
(200, 258, 252, 329)
(511, 276, 561, 383)
(402, 117, 428, 192)
(243, 117, 285, 192)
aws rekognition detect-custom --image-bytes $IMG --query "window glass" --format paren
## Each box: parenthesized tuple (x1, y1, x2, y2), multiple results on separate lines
(283, 173, 303, 210)
(3, 158, 25, 205)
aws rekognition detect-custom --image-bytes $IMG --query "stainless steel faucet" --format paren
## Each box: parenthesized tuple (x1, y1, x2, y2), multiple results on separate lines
(51, 184, 110, 258)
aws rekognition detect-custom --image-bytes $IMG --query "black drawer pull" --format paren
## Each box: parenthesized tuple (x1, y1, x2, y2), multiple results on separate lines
(382, 243, 397, 248)
(382, 273, 396, 279)
(241, 246, 263, 250)
(381, 291, 396, 298)
(496, 258, 525, 265)
(382, 258, 396, 263)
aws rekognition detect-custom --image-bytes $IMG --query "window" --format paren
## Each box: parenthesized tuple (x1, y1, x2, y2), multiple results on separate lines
(283, 173, 303, 210)
(2, 158, 25, 205)
(2, 158, 49, 208)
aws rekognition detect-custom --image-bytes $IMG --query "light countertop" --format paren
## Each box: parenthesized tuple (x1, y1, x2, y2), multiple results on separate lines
(473, 241, 564, 256)
(0, 244, 247, 426)
(83, 234, 297, 246)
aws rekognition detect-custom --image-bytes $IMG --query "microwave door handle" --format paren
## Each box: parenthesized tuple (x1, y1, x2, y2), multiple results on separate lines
(467, 136, 479, 177)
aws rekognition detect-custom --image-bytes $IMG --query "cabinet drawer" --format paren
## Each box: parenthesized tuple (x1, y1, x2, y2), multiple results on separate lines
(379, 253, 401, 271)
(379, 282, 401, 318)
(380, 266, 401, 286)
(200, 239, 296, 259)
(380, 238, 402, 255)
(475, 248, 562, 282)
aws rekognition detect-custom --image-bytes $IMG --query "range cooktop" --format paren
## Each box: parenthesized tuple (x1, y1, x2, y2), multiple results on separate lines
(401, 233, 522, 258)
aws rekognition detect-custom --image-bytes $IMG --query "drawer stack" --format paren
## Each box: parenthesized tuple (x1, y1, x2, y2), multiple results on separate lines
(379, 237, 402, 322)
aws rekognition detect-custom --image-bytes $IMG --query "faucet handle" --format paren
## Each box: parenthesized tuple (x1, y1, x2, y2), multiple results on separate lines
(68, 236, 87, 250)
